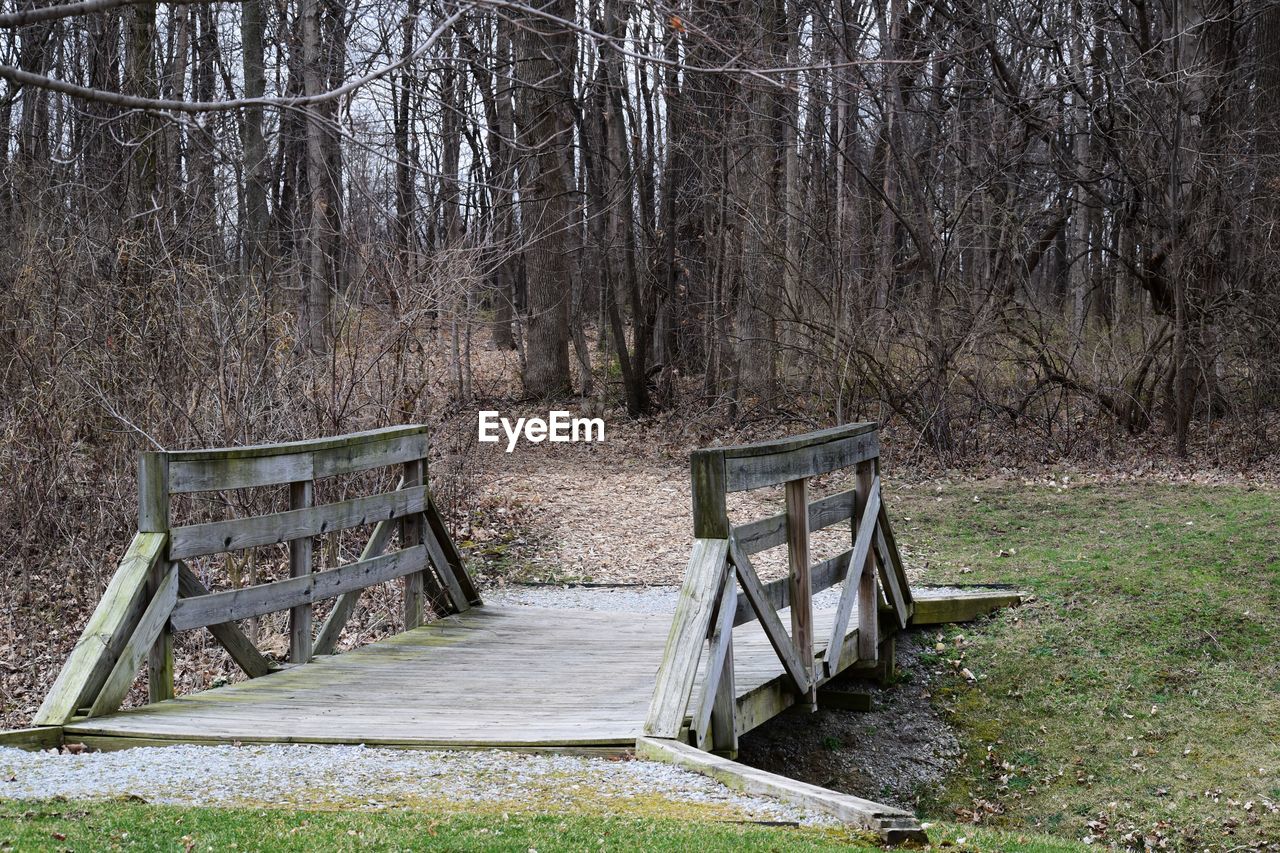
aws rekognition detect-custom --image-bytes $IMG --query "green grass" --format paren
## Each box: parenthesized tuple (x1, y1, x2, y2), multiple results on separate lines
(0, 800, 1085, 851)
(893, 481, 1280, 850)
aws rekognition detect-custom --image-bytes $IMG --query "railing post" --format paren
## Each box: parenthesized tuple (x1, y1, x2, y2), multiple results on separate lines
(785, 477, 816, 708)
(138, 452, 174, 702)
(855, 459, 879, 661)
(288, 479, 314, 663)
(690, 450, 728, 539)
(401, 458, 426, 629)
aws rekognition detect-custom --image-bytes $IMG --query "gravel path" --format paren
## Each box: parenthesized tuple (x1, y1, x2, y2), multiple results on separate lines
(0, 744, 834, 825)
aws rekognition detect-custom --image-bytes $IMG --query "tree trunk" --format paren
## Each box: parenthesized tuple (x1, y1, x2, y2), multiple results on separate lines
(514, 0, 575, 397)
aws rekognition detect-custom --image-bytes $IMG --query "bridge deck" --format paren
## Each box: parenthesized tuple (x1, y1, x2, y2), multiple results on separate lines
(60, 603, 857, 752)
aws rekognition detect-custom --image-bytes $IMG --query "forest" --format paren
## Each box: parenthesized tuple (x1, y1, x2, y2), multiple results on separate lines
(1, 4, 1279, 848)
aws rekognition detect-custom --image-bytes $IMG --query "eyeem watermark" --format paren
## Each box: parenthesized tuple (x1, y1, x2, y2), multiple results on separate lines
(478, 410, 605, 452)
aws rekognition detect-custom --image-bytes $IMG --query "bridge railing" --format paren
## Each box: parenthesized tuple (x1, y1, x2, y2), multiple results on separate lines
(35, 425, 478, 726)
(644, 423, 913, 754)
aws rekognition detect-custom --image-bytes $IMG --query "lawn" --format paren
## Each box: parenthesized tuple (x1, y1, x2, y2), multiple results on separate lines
(0, 800, 1082, 851)
(893, 480, 1280, 850)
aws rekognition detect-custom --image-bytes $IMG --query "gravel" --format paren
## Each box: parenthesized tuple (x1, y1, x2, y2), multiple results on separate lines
(0, 744, 834, 825)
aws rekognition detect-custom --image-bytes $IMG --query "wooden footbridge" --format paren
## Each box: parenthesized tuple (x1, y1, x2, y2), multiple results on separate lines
(4, 423, 1020, 842)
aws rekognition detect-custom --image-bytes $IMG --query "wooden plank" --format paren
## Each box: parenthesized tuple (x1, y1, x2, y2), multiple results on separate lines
(635, 736, 925, 843)
(877, 501, 914, 610)
(709, 628, 737, 756)
(733, 488, 856, 555)
(690, 450, 728, 538)
(288, 480, 314, 664)
(313, 516, 396, 655)
(784, 478, 815, 708)
(402, 461, 427, 629)
(733, 546, 853, 626)
(855, 462, 879, 662)
(909, 587, 1023, 624)
(822, 475, 880, 675)
(643, 538, 729, 738)
(691, 576, 737, 751)
(874, 524, 911, 630)
(717, 422, 877, 459)
(0, 726, 63, 750)
(163, 425, 428, 462)
(146, 559, 175, 704)
(423, 523, 470, 614)
(169, 545, 428, 631)
(168, 486, 429, 560)
(175, 563, 274, 678)
(69, 733, 635, 757)
(723, 431, 879, 492)
(88, 565, 179, 718)
(727, 537, 810, 696)
(167, 429, 429, 493)
(34, 532, 166, 726)
(425, 494, 482, 606)
(137, 452, 169, 533)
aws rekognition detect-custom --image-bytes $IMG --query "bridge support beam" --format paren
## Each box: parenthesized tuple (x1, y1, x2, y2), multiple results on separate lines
(636, 735, 927, 845)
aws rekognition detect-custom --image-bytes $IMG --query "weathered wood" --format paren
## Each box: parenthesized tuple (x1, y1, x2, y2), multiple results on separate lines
(288, 480, 314, 664)
(689, 450, 729, 539)
(643, 538, 729, 738)
(168, 486, 429, 559)
(723, 431, 879, 493)
(146, 558, 174, 704)
(166, 427, 429, 493)
(169, 545, 428, 631)
(425, 494, 482, 606)
(733, 487, 856, 555)
(137, 452, 170, 533)
(57, 602, 918, 754)
(0, 726, 63, 750)
(877, 501, 914, 612)
(784, 477, 815, 709)
(855, 462, 879, 662)
(909, 587, 1023, 624)
(89, 565, 178, 718)
(175, 563, 274, 678)
(141, 451, 173, 702)
(34, 532, 166, 726)
(691, 576, 737, 752)
(727, 537, 810, 696)
(733, 546, 853, 626)
(718, 423, 877, 459)
(874, 523, 911, 629)
(401, 460, 425, 630)
(635, 736, 925, 844)
(822, 475, 881, 675)
(423, 523, 470, 614)
(312, 515, 396, 655)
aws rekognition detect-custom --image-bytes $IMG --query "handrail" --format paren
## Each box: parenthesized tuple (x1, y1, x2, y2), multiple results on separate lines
(645, 423, 914, 755)
(159, 424, 427, 462)
(715, 422, 877, 459)
(151, 425, 430, 494)
(35, 425, 479, 726)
